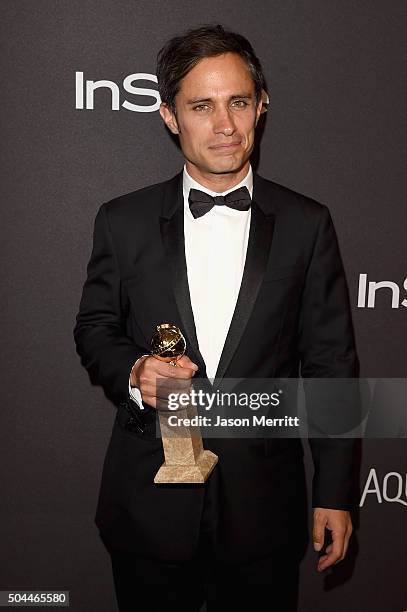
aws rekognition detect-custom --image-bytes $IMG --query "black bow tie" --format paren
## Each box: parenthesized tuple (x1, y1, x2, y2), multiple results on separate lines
(188, 186, 251, 219)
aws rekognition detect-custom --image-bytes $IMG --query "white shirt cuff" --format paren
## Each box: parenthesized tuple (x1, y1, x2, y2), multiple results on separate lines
(128, 355, 149, 410)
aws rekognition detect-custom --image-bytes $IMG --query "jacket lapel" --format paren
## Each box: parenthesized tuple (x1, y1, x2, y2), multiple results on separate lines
(159, 170, 275, 384)
(159, 173, 207, 376)
(213, 192, 275, 382)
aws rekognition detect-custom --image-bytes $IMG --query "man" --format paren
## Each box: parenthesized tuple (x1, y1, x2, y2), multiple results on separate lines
(74, 24, 359, 611)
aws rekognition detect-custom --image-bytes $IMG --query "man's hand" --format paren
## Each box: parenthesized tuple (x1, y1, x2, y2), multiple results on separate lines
(130, 354, 198, 410)
(313, 507, 353, 572)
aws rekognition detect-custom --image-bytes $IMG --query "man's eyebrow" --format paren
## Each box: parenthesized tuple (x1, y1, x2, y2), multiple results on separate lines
(186, 94, 254, 105)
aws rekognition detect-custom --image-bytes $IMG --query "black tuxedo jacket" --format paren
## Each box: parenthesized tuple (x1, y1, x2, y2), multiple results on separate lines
(74, 170, 360, 563)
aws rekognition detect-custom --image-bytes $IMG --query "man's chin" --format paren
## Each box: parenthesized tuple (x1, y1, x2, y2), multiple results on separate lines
(204, 158, 249, 175)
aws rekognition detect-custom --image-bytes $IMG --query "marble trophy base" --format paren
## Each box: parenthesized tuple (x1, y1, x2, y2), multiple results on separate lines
(154, 449, 218, 484)
(154, 404, 218, 484)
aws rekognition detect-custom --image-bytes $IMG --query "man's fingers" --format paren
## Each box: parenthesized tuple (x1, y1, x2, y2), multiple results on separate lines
(151, 376, 192, 394)
(140, 357, 196, 380)
(340, 523, 353, 562)
(176, 355, 199, 371)
(138, 393, 189, 412)
(313, 530, 325, 552)
(137, 355, 198, 410)
(141, 394, 189, 412)
(317, 528, 346, 572)
(313, 512, 327, 552)
(155, 361, 197, 379)
(313, 509, 353, 572)
(139, 376, 194, 411)
(139, 392, 157, 410)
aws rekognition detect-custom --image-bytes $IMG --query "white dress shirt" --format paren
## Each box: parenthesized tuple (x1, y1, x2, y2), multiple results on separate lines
(129, 164, 253, 408)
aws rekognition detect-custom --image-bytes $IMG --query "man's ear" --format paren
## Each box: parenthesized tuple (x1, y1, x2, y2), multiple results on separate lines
(254, 101, 263, 126)
(159, 103, 180, 134)
(255, 89, 269, 125)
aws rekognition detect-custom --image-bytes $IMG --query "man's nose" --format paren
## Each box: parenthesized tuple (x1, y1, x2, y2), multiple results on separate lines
(213, 107, 236, 136)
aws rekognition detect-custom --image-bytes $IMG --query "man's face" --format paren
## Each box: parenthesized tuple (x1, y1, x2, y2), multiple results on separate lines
(159, 52, 262, 177)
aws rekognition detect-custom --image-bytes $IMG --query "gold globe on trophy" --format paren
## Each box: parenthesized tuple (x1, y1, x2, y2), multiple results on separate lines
(151, 323, 186, 365)
(151, 323, 218, 484)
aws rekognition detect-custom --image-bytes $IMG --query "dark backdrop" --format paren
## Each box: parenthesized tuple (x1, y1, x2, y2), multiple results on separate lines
(1, 2, 406, 610)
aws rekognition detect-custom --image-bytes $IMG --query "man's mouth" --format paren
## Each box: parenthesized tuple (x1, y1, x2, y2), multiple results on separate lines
(209, 141, 242, 150)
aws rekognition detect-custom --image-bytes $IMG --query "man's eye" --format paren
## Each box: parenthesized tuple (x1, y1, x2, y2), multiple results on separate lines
(231, 100, 248, 108)
(193, 104, 210, 111)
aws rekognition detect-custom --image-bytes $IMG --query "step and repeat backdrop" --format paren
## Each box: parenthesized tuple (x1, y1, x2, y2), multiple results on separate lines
(1, 2, 406, 611)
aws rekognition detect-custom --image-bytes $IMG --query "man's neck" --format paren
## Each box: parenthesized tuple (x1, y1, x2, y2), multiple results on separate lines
(184, 161, 251, 193)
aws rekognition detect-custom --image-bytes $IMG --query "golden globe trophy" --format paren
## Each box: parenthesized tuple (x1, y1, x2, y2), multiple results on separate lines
(151, 323, 218, 484)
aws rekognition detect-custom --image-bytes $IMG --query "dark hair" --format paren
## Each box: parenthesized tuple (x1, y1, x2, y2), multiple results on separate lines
(156, 24, 266, 114)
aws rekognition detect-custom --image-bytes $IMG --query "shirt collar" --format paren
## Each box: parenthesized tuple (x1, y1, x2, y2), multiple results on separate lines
(182, 163, 253, 201)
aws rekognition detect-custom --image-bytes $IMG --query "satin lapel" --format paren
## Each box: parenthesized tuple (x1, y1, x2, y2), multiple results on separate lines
(213, 200, 275, 383)
(159, 179, 206, 375)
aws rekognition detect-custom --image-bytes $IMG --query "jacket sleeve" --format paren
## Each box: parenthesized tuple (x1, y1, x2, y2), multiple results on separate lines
(298, 204, 361, 510)
(73, 202, 147, 408)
